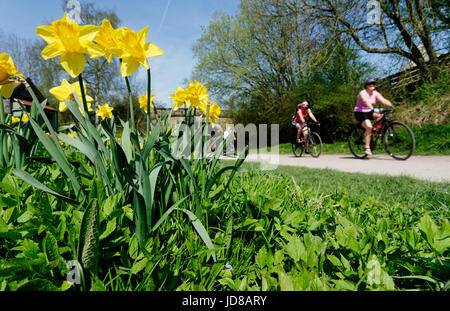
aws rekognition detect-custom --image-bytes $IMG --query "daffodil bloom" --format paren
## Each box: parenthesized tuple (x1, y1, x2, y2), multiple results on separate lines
(0, 53, 24, 98)
(9, 116, 20, 124)
(200, 102, 221, 127)
(110, 26, 164, 77)
(21, 114, 29, 122)
(186, 81, 209, 110)
(35, 13, 103, 78)
(94, 19, 120, 62)
(96, 103, 114, 120)
(50, 79, 94, 112)
(169, 86, 188, 111)
(138, 93, 155, 113)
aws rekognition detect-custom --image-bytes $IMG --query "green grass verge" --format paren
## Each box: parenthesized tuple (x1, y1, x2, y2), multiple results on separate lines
(239, 161, 450, 213)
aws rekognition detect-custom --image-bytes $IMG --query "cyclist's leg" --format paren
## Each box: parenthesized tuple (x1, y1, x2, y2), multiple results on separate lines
(292, 121, 301, 143)
(361, 119, 373, 155)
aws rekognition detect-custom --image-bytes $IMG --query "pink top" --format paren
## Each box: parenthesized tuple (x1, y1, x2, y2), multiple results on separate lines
(354, 90, 376, 112)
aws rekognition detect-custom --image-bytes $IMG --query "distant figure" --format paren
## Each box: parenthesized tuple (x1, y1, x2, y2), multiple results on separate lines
(223, 125, 235, 156)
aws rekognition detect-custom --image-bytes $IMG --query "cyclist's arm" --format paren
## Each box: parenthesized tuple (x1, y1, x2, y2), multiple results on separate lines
(308, 110, 318, 123)
(375, 91, 393, 107)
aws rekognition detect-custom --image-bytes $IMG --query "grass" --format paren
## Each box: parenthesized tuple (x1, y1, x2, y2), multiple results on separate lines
(239, 161, 450, 214)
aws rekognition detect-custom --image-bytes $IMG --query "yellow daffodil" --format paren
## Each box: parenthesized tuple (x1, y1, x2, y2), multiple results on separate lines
(50, 79, 94, 112)
(0, 53, 24, 98)
(208, 103, 221, 126)
(200, 103, 221, 127)
(9, 116, 20, 124)
(96, 103, 114, 120)
(186, 81, 209, 110)
(21, 114, 29, 122)
(35, 13, 103, 78)
(94, 19, 120, 62)
(110, 26, 164, 77)
(169, 86, 188, 111)
(138, 93, 155, 113)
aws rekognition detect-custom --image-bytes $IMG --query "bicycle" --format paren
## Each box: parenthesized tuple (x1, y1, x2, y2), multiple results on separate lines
(347, 108, 415, 160)
(292, 122, 322, 158)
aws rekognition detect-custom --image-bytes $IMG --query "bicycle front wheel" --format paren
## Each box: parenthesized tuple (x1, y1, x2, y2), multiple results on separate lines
(383, 121, 415, 160)
(292, 142, 303, 157)
(307, 132, 322, 157)
(348, 125, 368, 159)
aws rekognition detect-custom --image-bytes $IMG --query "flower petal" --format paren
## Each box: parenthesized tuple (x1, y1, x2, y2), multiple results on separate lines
(0, 83, 15, 98)
(79, 24, 99, 42)
(137, 26, 149, 46)
(35, 25, 57, 44)
(145, 43, 164, 58)
(60, 53, 86, 77)
(120, 57, 140, 77)
(41, 41, 64, 59)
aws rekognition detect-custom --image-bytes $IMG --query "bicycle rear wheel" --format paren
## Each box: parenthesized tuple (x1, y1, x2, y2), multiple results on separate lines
(383, 121, 415, 160)
(348, 125, 368, 159)
(292, 142, 303, 157)
(307, 132, 322, 157)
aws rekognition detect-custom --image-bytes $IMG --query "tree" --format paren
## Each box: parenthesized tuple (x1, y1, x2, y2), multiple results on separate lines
(193, 0, 371, 142)
(298, 0, 450, 79)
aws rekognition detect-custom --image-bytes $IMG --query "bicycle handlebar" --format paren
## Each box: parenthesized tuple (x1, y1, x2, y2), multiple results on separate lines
(374, 107, 395, 114)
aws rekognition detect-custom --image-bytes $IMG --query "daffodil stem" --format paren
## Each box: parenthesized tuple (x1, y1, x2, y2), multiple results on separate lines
(146, 68, 151, 135)
(125, 76, 135, 132)
(78, 74, 90, 122)
(201, 103, 210, 201)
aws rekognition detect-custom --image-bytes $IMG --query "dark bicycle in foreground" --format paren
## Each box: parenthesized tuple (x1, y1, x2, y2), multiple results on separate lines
(348, 108, 415, 160)
(292, 122, 322, 158)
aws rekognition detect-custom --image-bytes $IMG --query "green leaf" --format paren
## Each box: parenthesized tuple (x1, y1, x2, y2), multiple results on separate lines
(79, 199, 100, 275)
(285, 235, 304, 262)
(13, 169, 78, 205)
(44, 232, 59, 263)
(131, 257, 149, 274)
(278, 272, 294, 291)
(99, 218, 116, 240)
(16, 279, 59, 291)
(418, 213, 438, 245)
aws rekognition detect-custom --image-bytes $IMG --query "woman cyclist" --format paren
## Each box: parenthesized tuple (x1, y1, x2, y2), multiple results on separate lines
(354, 79, 393, 156)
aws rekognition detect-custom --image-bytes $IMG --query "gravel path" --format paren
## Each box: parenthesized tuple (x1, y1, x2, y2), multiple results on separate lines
(238, 153, 450, 183)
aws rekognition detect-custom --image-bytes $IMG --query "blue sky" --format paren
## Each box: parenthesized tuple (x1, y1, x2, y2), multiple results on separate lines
(0, 0, 240, 107)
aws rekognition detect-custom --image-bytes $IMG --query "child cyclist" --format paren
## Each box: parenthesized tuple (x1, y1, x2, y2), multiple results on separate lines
(291, 100, 320, 150)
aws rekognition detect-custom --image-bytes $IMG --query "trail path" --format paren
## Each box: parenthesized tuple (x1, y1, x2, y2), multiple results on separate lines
(238, 153, 450, 183)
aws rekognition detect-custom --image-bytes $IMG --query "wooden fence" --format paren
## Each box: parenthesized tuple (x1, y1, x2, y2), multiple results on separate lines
(377, 53, 450, 93)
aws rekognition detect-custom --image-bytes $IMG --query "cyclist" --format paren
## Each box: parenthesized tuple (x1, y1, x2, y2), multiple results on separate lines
(354, 78, 393, 156)
(292, 100, 320, 150)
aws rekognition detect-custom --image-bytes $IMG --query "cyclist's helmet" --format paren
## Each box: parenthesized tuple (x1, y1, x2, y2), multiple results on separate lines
(364, 78, 377, 87)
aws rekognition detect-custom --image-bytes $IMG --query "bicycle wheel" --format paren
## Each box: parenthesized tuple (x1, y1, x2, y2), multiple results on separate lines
(383, 121, 415, 160)
(292, 142, 303, 157)
(348, 125, 368, 159)
(307, 132, 322, 157)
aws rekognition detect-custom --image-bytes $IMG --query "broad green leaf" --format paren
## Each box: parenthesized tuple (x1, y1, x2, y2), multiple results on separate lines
(13, 169, 78, 205)
(44, 232, 59, 262)
(79, 200, 100, 275)
(16, 279, 59, 291)
(278, 272, 294, 291)
(99, 218, 116, 240)
(286, 235, 304, 262)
